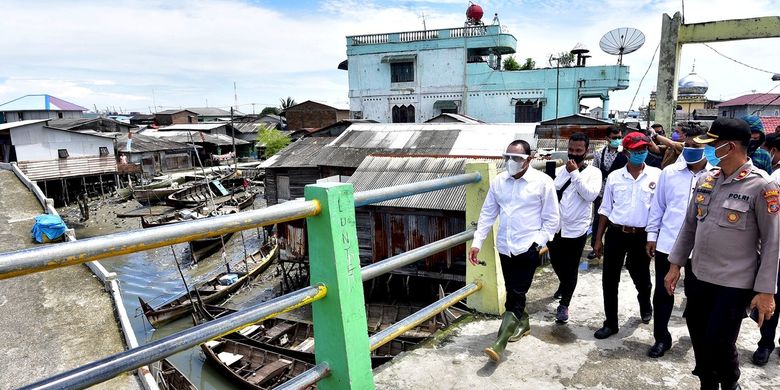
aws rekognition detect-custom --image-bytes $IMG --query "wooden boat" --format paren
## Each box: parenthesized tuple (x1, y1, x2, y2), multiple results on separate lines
(167, 178, 248, 208)
(151, 359, 198, 390)
(196, 305, 415, 368)
(201, 339, 313, 390)
(365, 303, 468, 340)
(139, 243, 278, 328)
(133, 186, 184, 204)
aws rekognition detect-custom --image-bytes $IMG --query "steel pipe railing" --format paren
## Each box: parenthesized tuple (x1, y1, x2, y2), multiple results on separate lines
(0, 200, 320, 280)
(19, 285, 327, 390)
(274, 362, 331, 390)
(361, 229, 475, 281)
(353, 172, 481, 207)
(369, 282, 481, 351)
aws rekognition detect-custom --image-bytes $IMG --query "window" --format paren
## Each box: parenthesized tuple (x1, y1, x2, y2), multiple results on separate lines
(16, 112, 24, 121)
(99, 147, 109, 156)
(58, 149, 69, 159)
(390, 62, 414, 83)
(391, 105, 415, 123)
(57, 112, 64, 119)
(514, 102, 542, 123)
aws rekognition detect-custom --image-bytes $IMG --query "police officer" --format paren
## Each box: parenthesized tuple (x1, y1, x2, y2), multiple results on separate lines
(665, 118, 780, 390)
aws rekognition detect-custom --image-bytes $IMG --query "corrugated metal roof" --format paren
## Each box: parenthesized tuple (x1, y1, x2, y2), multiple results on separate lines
(116, 133, 199, 153)
(0, 119, 49, 130)
(717, 94, 780, 108)
(260, 137, 337, 168)
(143, 130, 249, 146)
(348, 155, 505, 211)
(185, 107, 232, 116)
(160, 123, 228, 131)
(0, 94, 87, 112)
(47, 117, 137, 130)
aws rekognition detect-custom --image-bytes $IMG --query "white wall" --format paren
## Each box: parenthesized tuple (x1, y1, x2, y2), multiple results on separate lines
(4, 111, 81, 122)
(10, 125, 115, 161)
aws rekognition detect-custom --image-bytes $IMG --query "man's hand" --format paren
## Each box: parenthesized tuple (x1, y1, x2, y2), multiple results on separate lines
(468, 247, 480, 266)
(751, 293, 776, 328)
(565, 159, 578, 173)
(664, 264, 681, 296)
(592, 240, 603, 258)
(646, 241, 657, 258)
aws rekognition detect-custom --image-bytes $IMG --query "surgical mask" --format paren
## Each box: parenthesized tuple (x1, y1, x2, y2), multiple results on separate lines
(628, 150, 648, 165)
(671, 132, 682, 142)
(682, 147, 705, 164)
(703, 143, 730, 166)
(506, 159, 527, 176)
(609, 139, 621, 149)
(568, 153, 586, 164)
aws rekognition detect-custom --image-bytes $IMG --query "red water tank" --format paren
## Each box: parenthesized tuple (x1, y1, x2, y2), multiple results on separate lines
(466, 3, 483, 22)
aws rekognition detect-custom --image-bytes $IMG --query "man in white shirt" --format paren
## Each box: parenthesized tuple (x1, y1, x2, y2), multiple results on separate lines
(549, 133, 602, 324)
(645, 125, 710, 358)
(469, 139, 560, 362)
(592, 132, 662, 339)
(588, 126, 627, 259)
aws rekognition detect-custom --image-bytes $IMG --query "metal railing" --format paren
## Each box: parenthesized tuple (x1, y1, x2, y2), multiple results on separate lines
(5, 169, 490, 390)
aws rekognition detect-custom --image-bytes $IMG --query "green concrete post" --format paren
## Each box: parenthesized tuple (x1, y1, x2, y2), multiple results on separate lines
(464, 162, 506, 315)
(305, 182, 374, 390)
(655, 12, 683, 133)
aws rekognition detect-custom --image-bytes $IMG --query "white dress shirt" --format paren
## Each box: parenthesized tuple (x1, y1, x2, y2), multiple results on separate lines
(646, 161, 712, 254)
(554, 164, 602, 238)
(598, 164, 662, 228)
(771, 169, 780, 184)
(473, 168, 560, 256)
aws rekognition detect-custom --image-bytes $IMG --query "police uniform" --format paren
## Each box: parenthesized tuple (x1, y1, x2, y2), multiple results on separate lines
(669, 119, 780, 389)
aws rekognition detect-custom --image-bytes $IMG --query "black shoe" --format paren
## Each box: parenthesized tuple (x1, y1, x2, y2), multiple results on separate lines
(553, 289, 563, 300)
(647, 341, 671, 358)
(752, 347, 772, 366)
(641, 311, 652, 324)
(587, 251, 597, 260)
(594, 326, 618, 339)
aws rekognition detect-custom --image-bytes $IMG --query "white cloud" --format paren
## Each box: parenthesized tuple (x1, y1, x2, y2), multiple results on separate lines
(0, 0, 777, 114)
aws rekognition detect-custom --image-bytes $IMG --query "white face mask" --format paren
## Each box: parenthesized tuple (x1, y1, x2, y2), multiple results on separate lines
(506, 159, 527, 175)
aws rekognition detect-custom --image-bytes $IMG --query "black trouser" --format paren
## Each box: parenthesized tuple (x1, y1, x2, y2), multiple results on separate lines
(758, 273, 780, 350)
(548, 232, 588, 307)
(686, 276, 753, 389)
(500, 248, 541, 318)
(589, 196, 603, 246)
(602, 227, 652, 329)
(652, 251, 693, 344)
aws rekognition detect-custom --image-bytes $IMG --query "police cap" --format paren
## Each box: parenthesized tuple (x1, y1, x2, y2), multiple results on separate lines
(694, 117, 751, 144)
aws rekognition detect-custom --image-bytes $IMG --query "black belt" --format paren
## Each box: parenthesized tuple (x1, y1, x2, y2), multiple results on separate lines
(610, 223, 646, 234)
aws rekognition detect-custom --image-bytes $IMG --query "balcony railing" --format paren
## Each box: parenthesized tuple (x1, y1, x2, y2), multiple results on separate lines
(348, 24, 503, 46)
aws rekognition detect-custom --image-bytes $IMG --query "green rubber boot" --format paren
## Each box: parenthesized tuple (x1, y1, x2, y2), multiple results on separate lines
(508, 311, 530, 342)
(484, 311, 521, 362)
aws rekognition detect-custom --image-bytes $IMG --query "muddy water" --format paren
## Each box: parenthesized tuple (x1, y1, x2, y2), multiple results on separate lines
(67, 196, 281, 390)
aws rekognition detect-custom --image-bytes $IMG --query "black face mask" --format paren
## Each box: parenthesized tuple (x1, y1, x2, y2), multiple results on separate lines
(568, 153, 586, 164)
(748, 139, 762, 154)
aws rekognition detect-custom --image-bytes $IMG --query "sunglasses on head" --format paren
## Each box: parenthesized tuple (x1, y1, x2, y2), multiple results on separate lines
(502, 153, 529, 162)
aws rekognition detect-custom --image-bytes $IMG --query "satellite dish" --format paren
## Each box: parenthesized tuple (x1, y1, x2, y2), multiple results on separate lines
(599, 27, 645, 65)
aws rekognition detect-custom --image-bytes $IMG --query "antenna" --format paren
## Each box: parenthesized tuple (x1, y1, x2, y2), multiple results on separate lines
(419, 11, 427, 31)
(599, 27, 645, 65)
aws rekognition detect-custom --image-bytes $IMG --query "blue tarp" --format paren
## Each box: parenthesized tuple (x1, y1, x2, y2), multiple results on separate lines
(31, 214, 67, 243)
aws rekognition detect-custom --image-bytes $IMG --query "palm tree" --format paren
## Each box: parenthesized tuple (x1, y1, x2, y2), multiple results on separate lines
(279, 97, 297, 111)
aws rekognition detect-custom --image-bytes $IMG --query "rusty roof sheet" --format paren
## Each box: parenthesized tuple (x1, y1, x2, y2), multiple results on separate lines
(348, 155, 505, 211)
(260, 137, 337, 168)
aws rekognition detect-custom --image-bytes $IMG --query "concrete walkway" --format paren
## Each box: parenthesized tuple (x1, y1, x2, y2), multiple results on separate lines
(374, 259, 780, 390)
(0, 170, 139, 389)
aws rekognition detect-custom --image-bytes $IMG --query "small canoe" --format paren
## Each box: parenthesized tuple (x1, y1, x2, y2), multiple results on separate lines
(139, 243, 278, 328)
(196, 305, 415, 368)
(133, 187, 184, 204)
(201, 339, 313, 390)
(152, 359, 198, 390)
(167, 178, 247, 208)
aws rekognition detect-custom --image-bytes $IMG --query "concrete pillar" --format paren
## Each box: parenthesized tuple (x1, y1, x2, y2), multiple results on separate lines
(602, 97, 610, 120)
(464, 162, 506, 315)
(655, 12, 683, 132)
(304, 182, 374, 390)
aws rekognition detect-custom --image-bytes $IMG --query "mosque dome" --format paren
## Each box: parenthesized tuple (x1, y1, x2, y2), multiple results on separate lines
(678, 72, 708, 95)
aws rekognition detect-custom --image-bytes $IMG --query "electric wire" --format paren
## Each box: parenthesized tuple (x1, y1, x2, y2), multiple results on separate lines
(702, 43, 778, 75)
(627, 39, 661, 113)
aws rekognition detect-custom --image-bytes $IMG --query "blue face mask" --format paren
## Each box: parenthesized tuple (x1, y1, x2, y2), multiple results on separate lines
(682, 147, 705, 164)
(628, 150, 648, 165)
(671, 132, 682, 142)
(609, 139, 621, 149)
(703, 143, 729, 166)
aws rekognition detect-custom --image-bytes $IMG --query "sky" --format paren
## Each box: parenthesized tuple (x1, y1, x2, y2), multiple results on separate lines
(0, 0, 778, 115)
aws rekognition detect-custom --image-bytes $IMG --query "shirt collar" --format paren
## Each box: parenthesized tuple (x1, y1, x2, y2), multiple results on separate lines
(722, 160, 755, 184)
